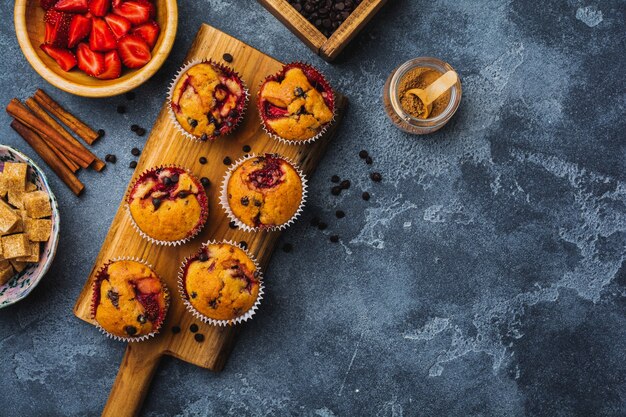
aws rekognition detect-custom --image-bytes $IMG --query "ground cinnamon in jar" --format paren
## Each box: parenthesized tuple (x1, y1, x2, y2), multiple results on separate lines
(398, 67, 451, 119)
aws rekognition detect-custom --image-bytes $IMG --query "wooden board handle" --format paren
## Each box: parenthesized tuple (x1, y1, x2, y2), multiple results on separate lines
(102, 344, 162, 417)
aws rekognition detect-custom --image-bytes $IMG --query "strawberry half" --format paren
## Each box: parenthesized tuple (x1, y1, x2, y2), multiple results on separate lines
(76, 42, 105, 76)
(54, 0, 88, 13)
(40, 44, 77, 71)
(90, 17, 117, 52)
(44, 10, 71, 48)
(104, 13, 131, 39)
(68, 14, 92, 48)
(112, 0, 154, 25)
(117, 34, 151, 68)
(40, 0, 57, 10)
(130, 20, 159, 48)
(89, 0, 110, 17)
(96, 50, 121, 79)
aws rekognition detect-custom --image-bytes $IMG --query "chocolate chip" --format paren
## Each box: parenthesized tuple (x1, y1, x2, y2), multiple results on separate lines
(97, 129, 105, 138)
(242, 145, 251, 153)
(125, 92, 136, 100)
(136, 127, 146, 136)
(105, 154, 117, 163)
(294, 87, 306, 97)
(124, 325, 137, 336)
(310, 216, 320, 227)
(282, 243, 293, 253)
(359, 150, 368, 159)
(172, 325, 181, 334)
(200, 177, 211, 187)
(131, 124, 139, 132)
(178, 191, 189, 198)
(365, 156, 373, 165)
(107, 289, 120, 308)
(129, 161, 137, 169)
(362, 191, 370, 201)
(371, 172, 382, 182)
(190, 324, 199, 333)
(229, 221, 238, 229)
(199, 156, 207, 164)
(239, 241, 248, 250)
(223, 156, 232, 165)
(152, 197, 162, 209)
(131, 147, 140, 156)
(335, 210, 345, 219)
(198, 252, 208, 262)
(254, 199, 262, 207)
(190, 291, 198, 298)
(200, 133, 208, 141)
(223, 53, 233, 63)
(331, 175, 340, 183)
(318, 222, 328, 230)
(230, 109, 239, 118)
(340, 180, 351, 189)
(331, 186, 341, 196)
(241, 196, 249, 206)
(163, 177, 172, 186)
(137, 314, 147, 324)
(330, 235, 339, 243)
(194, 333, 205, 342)
(117, 105, 126, 114)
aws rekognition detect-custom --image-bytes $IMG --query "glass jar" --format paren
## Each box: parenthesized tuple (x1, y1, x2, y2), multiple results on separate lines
(383, 57, 462, 135)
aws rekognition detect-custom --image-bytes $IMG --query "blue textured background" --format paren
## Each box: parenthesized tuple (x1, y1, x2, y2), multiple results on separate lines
(1, 0, 625, 416)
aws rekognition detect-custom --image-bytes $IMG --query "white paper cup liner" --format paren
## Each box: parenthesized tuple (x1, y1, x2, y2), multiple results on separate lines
(91, 257, 170, 343)
(168, 59, 249, 143)
(219, 153, 308, 232)
(257, 61, 336, 145)
(177, 240, 264, 326)
(125, 165, 209, 246)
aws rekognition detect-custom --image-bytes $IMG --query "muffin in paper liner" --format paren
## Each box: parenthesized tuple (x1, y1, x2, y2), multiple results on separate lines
(257, 62, 336, 146)
(178, 240, 264, 326)
(219, 153, 308, 232)
(168, 59, 249, 143)
(90, 257, 170, 343)
(126, 165, 209, 246)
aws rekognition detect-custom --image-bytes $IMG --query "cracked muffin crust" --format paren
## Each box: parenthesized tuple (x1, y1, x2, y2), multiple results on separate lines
(259, 63, 334, 142)
(226, 154, 303, 229)
(170, 61, 247, 141)
(181, 243, 261, 322)
(92, 260, 168, 339)
(128, 167, 208, 243)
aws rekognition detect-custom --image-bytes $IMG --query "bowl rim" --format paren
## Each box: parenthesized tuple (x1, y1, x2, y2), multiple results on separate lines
(14, 0, 178, 98)
(0, 145, 61, 309)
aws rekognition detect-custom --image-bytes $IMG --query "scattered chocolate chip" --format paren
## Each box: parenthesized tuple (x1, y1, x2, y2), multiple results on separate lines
(131, 124, 139, 132)
(117, 105, 126, 114)
(198, 252, 209, 262)
(131, 147, 140, 156)
(223, 53, 233, 63)
(152, 197, 162, 210)
(125, 92, 135, 100)
(318, 222, 328, 230)
(229, 221, 238, 229)
(335, 210, 345, 219)
(331, 186, 341, 196)
(330, 235, 339, 243)
(136, 127, 146, 136)
(223, 156, 232, 165)
(201, 133, 208, 141)
(200, 177, 211, 187)
(97, 129, 105, 138)
(199, 156, 207, 164)
(105, 154, 117, 163)
(137, 314, 147, 324)
(362, 191, 370, 201)
(359, 150, 368, 159)
(194, 333, 205, 342)
(129, 161, 137, 169)
(340, 180, 351, 189)
(171, 325, 181, 334)
(370, 172, 382, 182)
(242, 145, 251, 153)
(310, 217, 320, 227)
(365, 156, 373, 165)
(187, 117, 198, 128)
(282, 243, 293, 253)
(331, 175, 340, 183)
(124, 325, 137, 336)
(239, 241, 248, 250)
(241, 196, 249, 206)
(190, 323, 199, 333)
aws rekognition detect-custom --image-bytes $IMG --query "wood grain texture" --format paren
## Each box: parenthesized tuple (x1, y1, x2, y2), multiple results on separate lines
(257, 0, 387, 61)
(14, 0, 178, 97)
(71, 24, 347, 417)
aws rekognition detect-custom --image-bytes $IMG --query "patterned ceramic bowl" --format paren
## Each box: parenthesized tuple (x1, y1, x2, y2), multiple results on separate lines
(0, 145, 60, 309)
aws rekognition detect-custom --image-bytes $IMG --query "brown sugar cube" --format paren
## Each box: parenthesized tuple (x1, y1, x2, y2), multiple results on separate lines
(0, 199, 19, 235)
(4, 162, 28, 191)
(24, 218, 51, 242)
(10, 260, 28, 273)
(0, 173, 7, 198)
(26, 181, 38, 192)
(8, 189, 24, 209)
(0, 260, 15, 286)
(17, 241, 40, 263)
(2, 233, 30, 259)
(23, 191, 52, 219)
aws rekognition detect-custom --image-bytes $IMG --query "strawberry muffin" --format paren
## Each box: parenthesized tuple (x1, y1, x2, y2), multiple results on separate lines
(127, 166, 208, 244)
(222, 154, 305, 231)
(92, 259, 168, 340)
(170, 61, 247, 141)
(179, 242, 262, 324)
(258, 63, 334, 143)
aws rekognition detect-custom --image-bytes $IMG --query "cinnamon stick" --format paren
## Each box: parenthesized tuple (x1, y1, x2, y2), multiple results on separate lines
(6, 98, 93, 168)
(23, 98, 81, 173)
(11, 119, 85, 196)
(24, 97, 106, 172)
(34, 89, 100, 145)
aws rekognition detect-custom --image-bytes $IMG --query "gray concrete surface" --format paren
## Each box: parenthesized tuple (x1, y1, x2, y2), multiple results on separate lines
(1, 0, 625, 416)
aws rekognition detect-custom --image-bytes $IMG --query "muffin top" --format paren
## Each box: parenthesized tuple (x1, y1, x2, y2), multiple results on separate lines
(128, 167, 208, 242)
(94, 260, 167, 339)
(259, 63, 334, 141)
(226, 154, 303, 229)
(183, 243, 260, 322)
(171, 61, 246, 141)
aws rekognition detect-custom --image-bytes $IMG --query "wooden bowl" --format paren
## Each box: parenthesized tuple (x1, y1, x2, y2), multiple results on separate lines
(14, 0, 178, 98)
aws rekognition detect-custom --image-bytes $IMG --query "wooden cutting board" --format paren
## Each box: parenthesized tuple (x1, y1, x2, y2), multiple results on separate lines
(72, 23, 347, 417)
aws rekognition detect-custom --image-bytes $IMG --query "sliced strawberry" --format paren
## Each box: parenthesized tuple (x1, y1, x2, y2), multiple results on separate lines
(68, 14, 92, 48)
(130, 20, 159, 48)
(89, 18, 117, 51)
(40, 44, 77, 71)
(54, 0, 88, 13)
(44, 10, 71, 47)
(265, 102, 289, 119)
(96, 50, 121, 79)
(40, 0, 58, 10)
(112, 0, 122, 7)
(117, 34, 151, 68)
(104, 13, 131, 39)
(89, 0, 110, 16)
(76, 42, 105, 76)
(112, 0, 154, 25)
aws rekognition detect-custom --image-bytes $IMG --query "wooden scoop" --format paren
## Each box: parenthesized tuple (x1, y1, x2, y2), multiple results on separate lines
(405, 70, 458, 118)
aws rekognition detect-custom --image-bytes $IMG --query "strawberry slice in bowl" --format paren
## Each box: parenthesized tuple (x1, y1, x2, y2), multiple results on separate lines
(89, 17, 117, 52)
(68, 14, 91, 48)
(40, 44, 77, 71)
(76, 42, 105, 77)
(96, 50, 122, 79)
(117, 34, 151, 69)
(104, 14, 131, 39)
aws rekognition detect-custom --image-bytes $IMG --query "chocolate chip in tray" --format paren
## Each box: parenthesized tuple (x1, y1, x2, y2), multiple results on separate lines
(105, 154, 117, 163)
(223, 53, 233, 63)
(117, 105, 126, 114)
(131, 147, 141, 156)
(287, 0, 363, 37)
